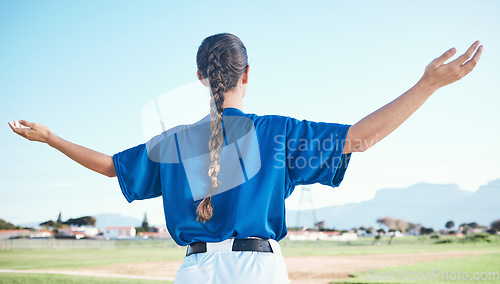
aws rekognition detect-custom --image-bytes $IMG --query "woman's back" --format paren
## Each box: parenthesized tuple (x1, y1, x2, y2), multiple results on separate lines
(113, 107, 352, 245)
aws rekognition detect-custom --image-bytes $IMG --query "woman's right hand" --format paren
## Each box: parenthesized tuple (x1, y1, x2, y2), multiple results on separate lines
(8, 120, 55, 144)
(8, 119, 116, 177)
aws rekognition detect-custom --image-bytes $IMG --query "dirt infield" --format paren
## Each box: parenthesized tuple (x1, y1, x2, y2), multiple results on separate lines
(15, 250, 493, 283)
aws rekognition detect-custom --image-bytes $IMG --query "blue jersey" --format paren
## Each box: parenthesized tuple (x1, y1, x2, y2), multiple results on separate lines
(113, 107, 352, 246)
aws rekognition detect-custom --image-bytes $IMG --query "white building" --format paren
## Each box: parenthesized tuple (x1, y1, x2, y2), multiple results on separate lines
(320, 232, 358, 241)
(0, 229, 31, 239)
(390, 230, 405, 238)
(140, 226, 171, 239)
(58, 226, 99, 237)
(287, 231, 358, 241)
(29, 230, 55, 239)
(104, 226, 136, 240)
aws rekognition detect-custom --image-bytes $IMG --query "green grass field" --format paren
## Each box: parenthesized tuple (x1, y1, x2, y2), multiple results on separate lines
(0, 246, 184, 270)
(0, 273, 172, 284)
(279, 236, 500, 256)
(0, 236, 499, 283)
(331, 253, 500, 284)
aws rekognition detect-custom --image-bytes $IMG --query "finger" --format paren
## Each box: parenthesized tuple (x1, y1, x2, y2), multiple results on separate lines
(461, 45, 484, 75)
(15, 120, 26, 129)
(19, 120, 35, 128)
(451, 41, 480, 66)
(9, 124, 27, 136)
(8, 122, 16, 131)
(429, 48, 456, 69)
(9, 121, 20, 132)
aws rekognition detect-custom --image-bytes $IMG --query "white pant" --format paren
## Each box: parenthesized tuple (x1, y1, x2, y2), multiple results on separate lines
(174, 239, 289, 284)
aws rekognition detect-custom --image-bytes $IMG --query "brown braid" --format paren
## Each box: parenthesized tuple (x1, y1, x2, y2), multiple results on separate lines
(196, 49, 225, 222)
(196, 33, 248, 223)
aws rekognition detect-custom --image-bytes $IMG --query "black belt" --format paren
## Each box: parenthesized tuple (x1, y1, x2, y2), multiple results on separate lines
(186, 238, 273, 257)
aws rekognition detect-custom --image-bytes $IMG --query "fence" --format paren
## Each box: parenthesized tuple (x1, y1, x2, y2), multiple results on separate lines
(0, 239, 118, 250)
(0, 238, 181, 250)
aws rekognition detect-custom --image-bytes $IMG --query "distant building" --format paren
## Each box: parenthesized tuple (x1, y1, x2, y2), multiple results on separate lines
(287, 231, 358, 241)
(357, 230, 376, 237)
(139, 226, 171, 239)
(55, 231, 86, 240)
(470, 228, 486, 234)
(104, 226, 136, 240)
(287, 230, 317, 241)
(29, 230, 55, 239)
(390, 231, 405, 238)
(58, 226, 99, 237)
(0, 229, 31, 239)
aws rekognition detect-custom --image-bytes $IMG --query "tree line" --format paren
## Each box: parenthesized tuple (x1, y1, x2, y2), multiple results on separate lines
(375, 217, 500, 235)
(39, 212, 96, 230)
(289, 217, 500, 235)
(1, 212, 155, 233)
(0, 219, 31, 230)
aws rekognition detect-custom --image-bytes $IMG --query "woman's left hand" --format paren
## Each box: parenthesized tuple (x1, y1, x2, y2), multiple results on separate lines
(419, 41, 483, 91)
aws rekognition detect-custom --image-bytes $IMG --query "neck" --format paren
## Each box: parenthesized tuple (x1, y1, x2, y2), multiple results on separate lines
(222, 89, 243, 110)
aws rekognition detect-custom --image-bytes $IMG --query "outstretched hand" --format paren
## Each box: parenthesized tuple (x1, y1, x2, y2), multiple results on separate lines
(8, 120, 54, 144)
(344, 40, 484, 154)
(421, 41, 483, 91)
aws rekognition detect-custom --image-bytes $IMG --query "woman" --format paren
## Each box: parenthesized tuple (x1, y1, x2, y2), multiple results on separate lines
(9, 33, 482, 283)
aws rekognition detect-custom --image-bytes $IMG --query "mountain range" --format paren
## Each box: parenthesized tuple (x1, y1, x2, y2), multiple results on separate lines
(286, 179, 500, 230)
(93, 213, 143, 229)
(20, 179, 499, 231)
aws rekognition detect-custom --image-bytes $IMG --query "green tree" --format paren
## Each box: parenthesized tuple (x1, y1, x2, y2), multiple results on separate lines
(141, 212, 150, 232)
(491, 219, 500, 231)
(420, 227, 434, 235)
(64, 216, 96, 227)
(0, 219, 22, 230)
(56, 212, 63, 225)
(40, 220, 57, 228)
(468, 222, 479, 228)
(376, 217, 409, 233)
(445, 220, 455, 229)
(458, 223, 469, 234)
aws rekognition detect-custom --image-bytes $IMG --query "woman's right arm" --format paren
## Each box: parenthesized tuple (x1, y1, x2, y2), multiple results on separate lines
(8, 120, 116, 177)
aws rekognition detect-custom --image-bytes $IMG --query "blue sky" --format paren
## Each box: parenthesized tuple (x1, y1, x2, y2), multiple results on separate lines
(1, 0, 499, 226)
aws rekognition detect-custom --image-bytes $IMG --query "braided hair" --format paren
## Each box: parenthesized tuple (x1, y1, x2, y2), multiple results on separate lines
(195, 33, 249, 223)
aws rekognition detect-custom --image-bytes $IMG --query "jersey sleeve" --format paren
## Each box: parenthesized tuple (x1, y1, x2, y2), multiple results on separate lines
(113, 143, 162, 203)
(285, 117, 352, 190)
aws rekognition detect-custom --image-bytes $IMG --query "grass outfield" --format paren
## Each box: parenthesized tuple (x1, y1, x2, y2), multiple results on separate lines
(0, 246, 185, 270)
(331, 253, 500, 284)
(0, 273, 173, 284)
(2, 237, 499, 270)
(280, 236, 500, 256)
(0, 236, 499, 283)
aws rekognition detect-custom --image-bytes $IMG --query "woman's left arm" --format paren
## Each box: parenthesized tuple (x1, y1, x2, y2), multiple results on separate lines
(343, 41, 483, 154)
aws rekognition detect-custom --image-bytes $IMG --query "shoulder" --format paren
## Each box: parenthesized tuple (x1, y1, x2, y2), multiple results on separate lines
(242, 112, 293, 124)
(251, 114, 295, 133)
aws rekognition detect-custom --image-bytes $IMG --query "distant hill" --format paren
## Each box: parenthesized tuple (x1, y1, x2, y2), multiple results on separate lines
(18, 221, 43, 229)
(93, 213, 142, 230)
(287, 179, 500, 230)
